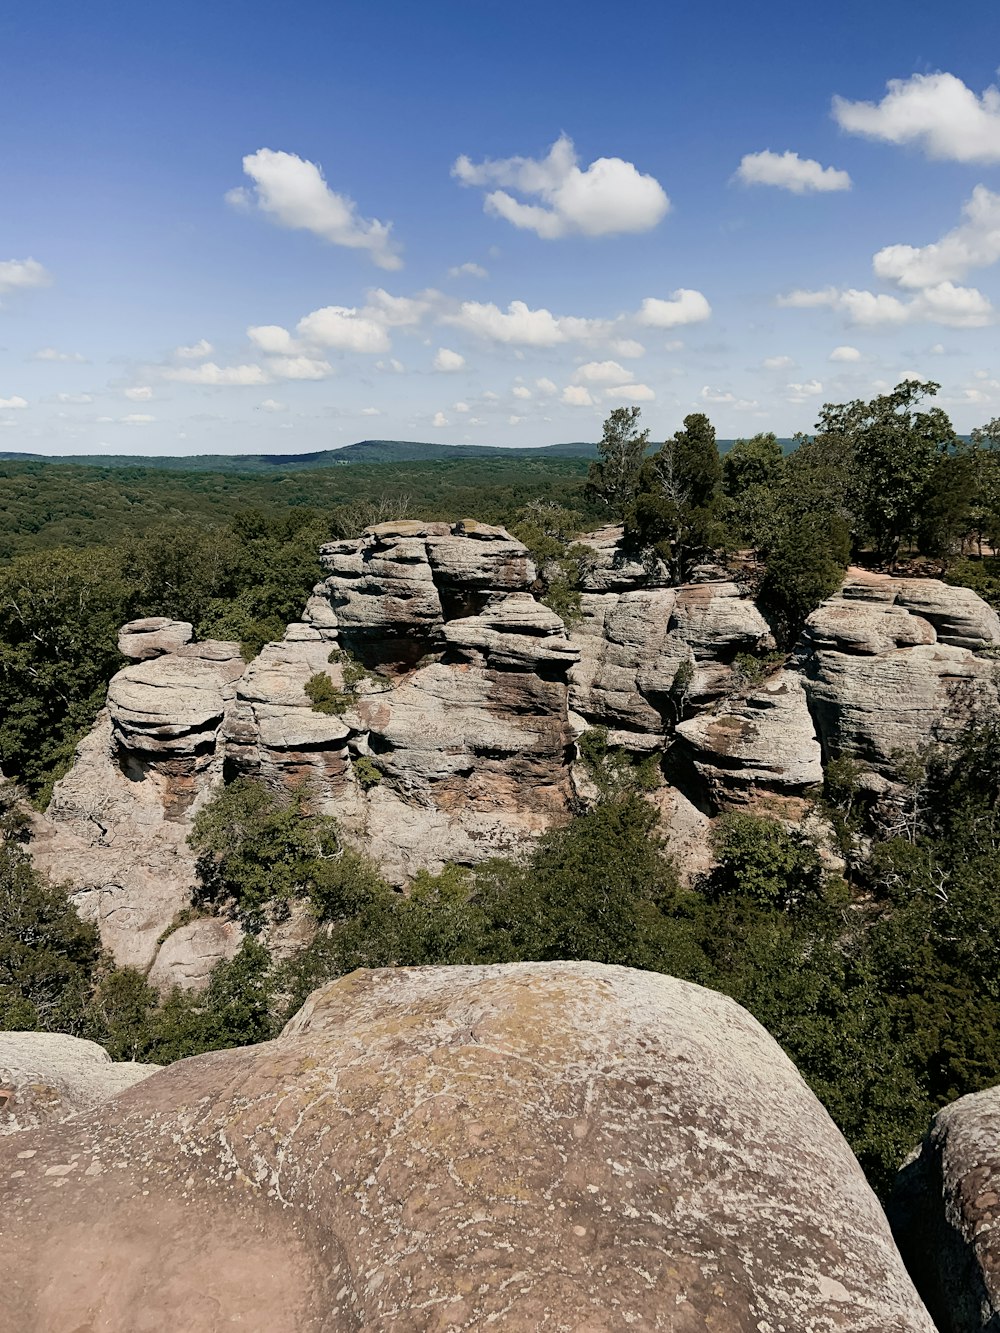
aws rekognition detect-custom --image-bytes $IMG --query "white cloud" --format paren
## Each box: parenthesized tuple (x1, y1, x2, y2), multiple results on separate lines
(124, 385, 154, 401)
(930, 343, 946, 355)
(573, 359, 635, 385)
(608, 383, 655, 401)
(508, 414, 524, 425)
(433, 347, 465, 372)
(0, 259, 51, 295)
(562, 385, 596, 406)
(833, 72, 1000, 164)
(376, 358, 405, 373)
(175, 339, 214, 359)
(830, 345, 861, 362)
(664, 339, 684, 352)
(453, 401, 470, 413)
(295, 306, 390, 354)
(259, 398, 287, 412)
(873, 186, 1000, 289)
(535, 377, 558, 395)
(778, 282, 994, 328)
(786, 379, 824, 402)
(363, 287, 433, 327)
(701, 386, 736, 404)
(736, 150, 851, 193)
(637, 289, 712, 328)
(34, 347, 85, 362)
(361, 406, 381, 416)
(512, 384, 532, 399)
(229, 148, 401, 269)
(163, 361, 271, 386)
(0, 395, 28, 409)
(57, 392, 93, 404)
(122, 413, 154, 425)
(267, 355, 333, 380)
(248, 324, 299, 355)
(432, 410, 449, 427)
(453, 133, 669, 238)
(449, 261, 488, 278)
(446, 298, 606, 346)
(763, 355, 794, 370)
(610, 338, 645, 358)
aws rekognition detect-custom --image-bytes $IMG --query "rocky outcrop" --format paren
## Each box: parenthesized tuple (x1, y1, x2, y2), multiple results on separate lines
(0, 1032, 157, 1135)
(1, 962, 933, 1330)
(889, 1084, 1000, 1332)
(802, 570, 1000, 773)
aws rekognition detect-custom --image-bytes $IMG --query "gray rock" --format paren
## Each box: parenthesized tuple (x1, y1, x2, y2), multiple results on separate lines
(0, 1031, 157, 1135)
(0, 963, 933, 1330)
(889, 1084, 1000, 1332)
(117, 617, 193, 661)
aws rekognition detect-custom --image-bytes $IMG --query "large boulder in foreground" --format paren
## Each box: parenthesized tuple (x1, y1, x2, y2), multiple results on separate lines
(0, 1032, 157, 1135)
(889, 1084, 1000, 1332)
(2, 963, 931, 1331)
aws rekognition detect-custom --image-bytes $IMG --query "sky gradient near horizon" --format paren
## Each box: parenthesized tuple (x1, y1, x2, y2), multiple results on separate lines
(2, 0, 1000, 455)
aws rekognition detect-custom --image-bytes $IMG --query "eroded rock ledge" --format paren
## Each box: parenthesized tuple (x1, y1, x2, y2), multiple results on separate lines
(0, 962, 934, 1331)
(25, 524, 1000, 984)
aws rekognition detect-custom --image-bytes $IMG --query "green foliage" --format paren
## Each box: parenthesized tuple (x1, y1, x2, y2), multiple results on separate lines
(722, 433, 786, 554)
(758, 514, 850, 647)
(188, 779, 341, 927)
(352, 755, 382, 789)
(585, 406, 649, 517)
(704, 813, 827, 911)
(304, 673, 351, 715)
(626, 413, 722, 578)
(577, 726, 660, 798)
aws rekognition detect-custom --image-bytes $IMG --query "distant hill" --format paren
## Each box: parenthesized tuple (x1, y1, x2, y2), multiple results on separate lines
(0, 439, 600, 473)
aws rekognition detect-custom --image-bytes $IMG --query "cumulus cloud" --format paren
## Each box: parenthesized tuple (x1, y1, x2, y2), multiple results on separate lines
(637, 289, 712, 328)
(57, 392, 93, 404)
(0, 395, 28, 408)
(446, 299, 606, 346)
(830, 345, 861, 362)
(572, 360, 635, 385)
(363, 287, 434, 327)
(433, 347, 465, 372)
(777, 282, 994, 328)
(248, 324, 299, 355)
(453, 133, 669, 238)
(535, 377, 558, 395)
(449, 261, 488, 278)
(228, 148, 402, 269)
(0, 259, 51, 295)
(175, 339, 214, 359)
(872, 186, 1000, 289)
(376, 358, 405, 373)
(122, 413, 154, 425)
(833, 72, 1000, 163)
(259, 399, 287, 412)
(34, 347, 85, 362)
(163, 362, 271, 386)
(562, 385, 597, 407)
(610, 338, 645, 358)
(512, 384, 532, 399)
(701, 386, 736, 404)
(361, 406, 381, 416)
(295, 305, 391, 354)
(763, 355, 794, 370)
(453, 401, 470, 413)
(608, 383, 655, 401)
(124, 386, 153, 401)
(736, 150, 851, 193)
(268, 355, 333, 380)
(432, 410, 449, 427)
(786, 379, 824, 402)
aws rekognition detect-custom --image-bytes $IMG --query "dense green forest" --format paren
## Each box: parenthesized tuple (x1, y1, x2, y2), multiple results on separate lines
(4, 379, 1000, 1199)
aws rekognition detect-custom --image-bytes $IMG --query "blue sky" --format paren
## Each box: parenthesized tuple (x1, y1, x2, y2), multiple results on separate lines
(2, 0, 999, 455)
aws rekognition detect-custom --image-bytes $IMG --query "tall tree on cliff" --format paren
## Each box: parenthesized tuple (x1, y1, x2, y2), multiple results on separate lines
(627, 412, 722, 579)
(585, 406, 649, 518)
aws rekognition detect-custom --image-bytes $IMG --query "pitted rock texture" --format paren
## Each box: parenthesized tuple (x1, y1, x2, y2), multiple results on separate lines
(0, 1032, 157, 1135)
(802, 570, 1000, 772)
(0, 963, 932, 1331)
(676, 666, 823, 803)
(890, 1084, 1000, 1333)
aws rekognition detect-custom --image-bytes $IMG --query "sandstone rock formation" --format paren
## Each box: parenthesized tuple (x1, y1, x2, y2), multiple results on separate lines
(1, 962, 933, 1330)
(0, 1031, 157, 1135)
(890, 1084, 1000, 1333)
(28, 526, 1000, 979)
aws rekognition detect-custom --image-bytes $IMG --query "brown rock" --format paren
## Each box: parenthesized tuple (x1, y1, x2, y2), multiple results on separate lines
(0, 963, 932, 1331)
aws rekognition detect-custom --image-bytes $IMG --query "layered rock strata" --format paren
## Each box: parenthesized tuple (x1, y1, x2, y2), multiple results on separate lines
(1, 962, 934, 1331)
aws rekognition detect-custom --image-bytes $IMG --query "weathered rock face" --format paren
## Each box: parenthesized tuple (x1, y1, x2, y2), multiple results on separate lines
(0, 1032, 157, 1135)
(802, 570, 1000, 773)
(889, 1084, 1000, 1333)
(1, 962, 933, 1330)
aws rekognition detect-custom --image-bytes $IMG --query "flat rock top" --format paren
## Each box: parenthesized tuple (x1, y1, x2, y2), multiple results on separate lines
(1, 963, 931, 1331)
